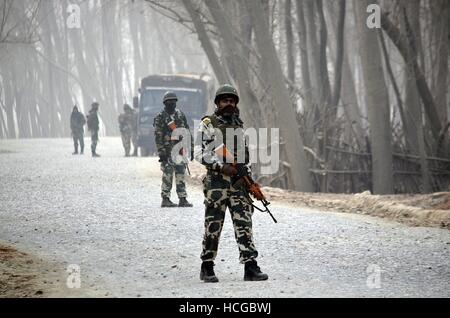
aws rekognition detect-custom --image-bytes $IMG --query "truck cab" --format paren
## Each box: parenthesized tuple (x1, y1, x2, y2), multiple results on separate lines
(133, 74, 214, 156)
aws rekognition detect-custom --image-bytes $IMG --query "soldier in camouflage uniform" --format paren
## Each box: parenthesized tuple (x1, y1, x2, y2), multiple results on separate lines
(70, 105, 86, 155)
(153, 91, 194, 208)
(194, 84, 268, 283)
(118, 104, 134, 157)
(131, 103, 139, 157)
(87, 102, 100, 157)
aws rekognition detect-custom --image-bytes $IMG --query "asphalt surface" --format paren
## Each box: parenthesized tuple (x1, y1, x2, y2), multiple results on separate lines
(0, 138, 449, 297)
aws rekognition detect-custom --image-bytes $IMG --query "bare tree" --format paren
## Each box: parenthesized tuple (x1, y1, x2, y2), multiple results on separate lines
(355, 0, 394, 194)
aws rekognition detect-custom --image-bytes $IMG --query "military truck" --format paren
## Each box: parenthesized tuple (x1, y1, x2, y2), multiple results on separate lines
(133, 74, 214, 156)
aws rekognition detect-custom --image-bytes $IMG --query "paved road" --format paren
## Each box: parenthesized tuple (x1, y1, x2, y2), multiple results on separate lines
(0, 138, 449, 297)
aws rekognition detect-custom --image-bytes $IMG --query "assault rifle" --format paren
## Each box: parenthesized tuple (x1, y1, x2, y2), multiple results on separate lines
(215, 144, 277, 223)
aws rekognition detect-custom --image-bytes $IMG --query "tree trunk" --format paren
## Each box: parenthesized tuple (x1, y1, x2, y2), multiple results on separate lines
(285, 0, 296, 92)
(182, 0, 229, 84)
(246, 0, 313, 192)
(355, 0, 394, 194)
(295, 0, 313, 109)
(381, 12, 443, 141)
(331, 0, 345, 108)
(204, 0, 262, 129)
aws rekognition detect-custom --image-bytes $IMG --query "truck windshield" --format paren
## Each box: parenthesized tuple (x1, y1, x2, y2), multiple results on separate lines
(140, 88, 203, 117)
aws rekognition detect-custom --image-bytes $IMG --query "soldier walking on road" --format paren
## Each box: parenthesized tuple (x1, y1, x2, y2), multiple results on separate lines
(194, 84, 268, 283)
(87, 102, 100, 157)
(118, 104, 134, 157)
(70, 105, 86, 155)
(153, 91, 193, 208)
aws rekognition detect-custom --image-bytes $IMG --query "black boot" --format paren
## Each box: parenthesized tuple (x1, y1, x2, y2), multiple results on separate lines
(200, 261, 219, 283)
(178, 197, 193, 207)
(92, 151, 100, 157)
(80, 146, 84, 155)
(73, 144, 78, 155)
(244, 260, 268, 281)
(161, 197, 177, 207)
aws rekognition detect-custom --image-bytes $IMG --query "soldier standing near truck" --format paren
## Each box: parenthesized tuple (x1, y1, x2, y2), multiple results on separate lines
(153, 91, 194, 208)
(118, 104, 134, 157)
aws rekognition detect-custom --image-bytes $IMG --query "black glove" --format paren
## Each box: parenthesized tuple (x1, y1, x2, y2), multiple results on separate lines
(235, 164, 249, 176)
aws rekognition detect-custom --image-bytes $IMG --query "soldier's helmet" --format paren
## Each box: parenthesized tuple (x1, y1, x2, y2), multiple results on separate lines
(91, 102, 99, 110)
(214, 84, 239, 105)
(123, 104, 132, 112)
(163, 91, 178, 104)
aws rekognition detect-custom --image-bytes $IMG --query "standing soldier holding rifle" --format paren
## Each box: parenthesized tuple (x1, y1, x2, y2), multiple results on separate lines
(194, 84, 269, 283)
(154, 91, 193, 208)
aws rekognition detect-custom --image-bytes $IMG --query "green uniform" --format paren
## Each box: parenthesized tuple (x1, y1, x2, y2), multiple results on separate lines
(194, 112, 257, 264)
(119, 107, 134, 156)
(153, 109, 192, 199)
(131, 108, 139, 154)
(70, 111, 86, 153)
(87, 109, 99, 154)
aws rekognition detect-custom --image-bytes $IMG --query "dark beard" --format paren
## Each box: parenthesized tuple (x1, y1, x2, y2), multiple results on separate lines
(217, 105, 235, 117)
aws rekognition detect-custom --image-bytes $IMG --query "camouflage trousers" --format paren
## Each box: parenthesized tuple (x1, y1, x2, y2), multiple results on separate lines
(160, 161, 187, 199)
(201, 172, 258, 264)
(72, 132, 84, 152)
(121, 130, 132, 155)
(131, 131, 138, 151)
(91, 131, 98, 153)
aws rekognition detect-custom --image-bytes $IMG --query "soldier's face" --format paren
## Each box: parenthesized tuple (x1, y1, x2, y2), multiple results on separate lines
(217, 97, 236, 116)
(164, 100, 176, 113)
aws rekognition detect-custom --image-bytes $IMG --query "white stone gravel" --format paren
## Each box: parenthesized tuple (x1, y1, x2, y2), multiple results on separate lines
(0, 138, 449, 297)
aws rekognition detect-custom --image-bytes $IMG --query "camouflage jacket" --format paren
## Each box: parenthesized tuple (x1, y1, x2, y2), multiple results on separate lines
(118, 110, 134, 134)
(70, 111, 86, 134)
(87, 110, 99, 132)
(153, 109, 192, 156)
(194, 111, 250, 173)
(131, 109, 138, 134)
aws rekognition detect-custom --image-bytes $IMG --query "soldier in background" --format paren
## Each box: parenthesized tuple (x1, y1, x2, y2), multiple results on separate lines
(153, 91, 193, 208)
(70, 105, 86, 155)
(118, 104, 134, 157)
(194, 84, 268, 283)
(87, 102, 100, 157)
(131, 103, 139, 157)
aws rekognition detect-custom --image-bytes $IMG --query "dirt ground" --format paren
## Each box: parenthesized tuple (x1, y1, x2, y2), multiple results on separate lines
(188, 161, 450, 230)
(0, 243, 102, 298)
(0, 244, 62, 297)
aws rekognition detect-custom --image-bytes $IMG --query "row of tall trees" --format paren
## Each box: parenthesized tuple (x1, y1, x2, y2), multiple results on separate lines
(145, 0, 449, 194)
(0, 0, 209, 138)
(1, 0, 449, 194)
